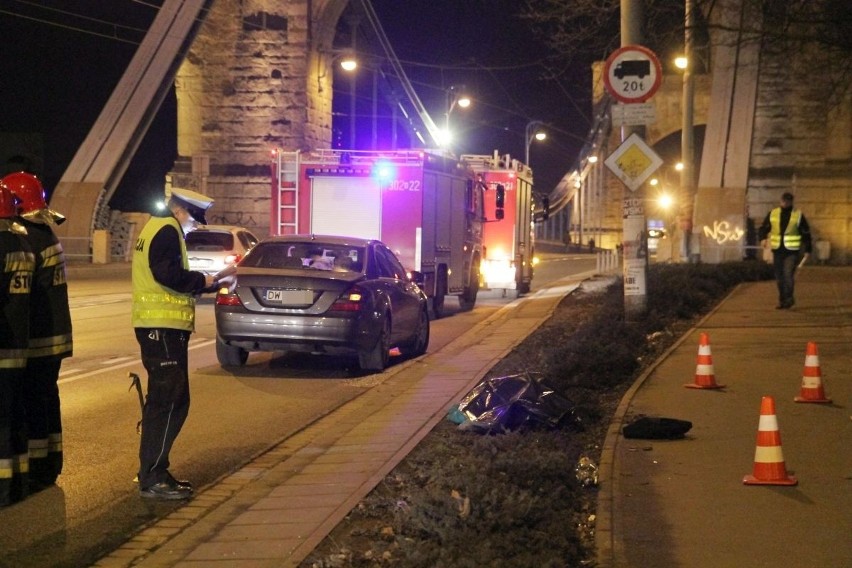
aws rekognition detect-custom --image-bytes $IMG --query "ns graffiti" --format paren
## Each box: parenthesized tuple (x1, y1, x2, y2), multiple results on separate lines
(703, 220, 744, 245)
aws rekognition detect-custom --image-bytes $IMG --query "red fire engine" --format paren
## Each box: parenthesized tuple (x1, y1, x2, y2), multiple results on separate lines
(461, 152, 535, 295)
(270, 148, 484, 318)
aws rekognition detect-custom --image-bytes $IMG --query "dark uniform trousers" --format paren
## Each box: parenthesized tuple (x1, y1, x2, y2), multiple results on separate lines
(135, 328, 191, 489)
(0, 368, 29, 504)
(24, 357, 64, 487)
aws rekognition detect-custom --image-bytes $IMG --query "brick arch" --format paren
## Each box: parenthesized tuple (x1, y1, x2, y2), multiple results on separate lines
(170, 0, 350, 237)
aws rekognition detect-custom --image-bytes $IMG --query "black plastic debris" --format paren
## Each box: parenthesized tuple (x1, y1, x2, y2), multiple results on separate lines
(622, 416, 693, 439)
(453, 372, 584, 433)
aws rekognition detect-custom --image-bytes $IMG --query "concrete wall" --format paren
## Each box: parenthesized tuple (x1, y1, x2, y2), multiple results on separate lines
(747, 40, 852, 265)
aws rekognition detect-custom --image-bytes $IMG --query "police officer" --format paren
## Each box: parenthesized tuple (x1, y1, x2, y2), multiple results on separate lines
(0, 181, 35, 506)
(758, 192, 812, 309)
(132, 188, 215, 500)
(2, 172, 72, 491)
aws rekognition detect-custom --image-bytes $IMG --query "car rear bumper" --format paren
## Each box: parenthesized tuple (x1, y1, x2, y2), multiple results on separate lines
(216, 310, 373, 353)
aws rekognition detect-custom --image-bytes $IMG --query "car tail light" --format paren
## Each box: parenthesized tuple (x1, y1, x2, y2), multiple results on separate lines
(329, 287, 364, 312)
(216, 289, 243, 307)
(225, 253, 241, 266)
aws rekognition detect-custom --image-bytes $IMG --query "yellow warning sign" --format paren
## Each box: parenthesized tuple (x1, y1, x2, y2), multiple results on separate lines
(604, 133, 663, 192)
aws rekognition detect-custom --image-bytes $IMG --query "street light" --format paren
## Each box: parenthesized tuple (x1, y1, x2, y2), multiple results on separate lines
(438, 85, 471, 148)
(524, 120, 546, 165)
(317, 48, 357, 92)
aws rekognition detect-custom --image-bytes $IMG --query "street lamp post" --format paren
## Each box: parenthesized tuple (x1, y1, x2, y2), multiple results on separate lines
(440, 85, 470, 149)
(524, 120, 546, 165)
(681, 0, 696, 262)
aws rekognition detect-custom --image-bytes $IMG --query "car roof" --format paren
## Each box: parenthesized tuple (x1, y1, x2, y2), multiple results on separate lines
(193, 224, 253, 233)
(258, 234, 378, 247)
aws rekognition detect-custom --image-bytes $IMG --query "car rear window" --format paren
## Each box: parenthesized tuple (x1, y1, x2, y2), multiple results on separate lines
(242, 242, 364, 272)
(186, 231, 235, 251)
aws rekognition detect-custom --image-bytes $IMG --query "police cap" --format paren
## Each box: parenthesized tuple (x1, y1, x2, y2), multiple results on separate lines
(168, 188, 214, 225)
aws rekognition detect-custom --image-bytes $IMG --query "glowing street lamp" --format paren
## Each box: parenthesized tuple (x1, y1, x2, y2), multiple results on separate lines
(525, 120, 546, 165)
(338, 50, 357, 72)
(440, 85, 471, 148)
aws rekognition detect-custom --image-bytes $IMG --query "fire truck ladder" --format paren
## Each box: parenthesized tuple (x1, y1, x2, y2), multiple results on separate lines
(274, 150, 301, 235)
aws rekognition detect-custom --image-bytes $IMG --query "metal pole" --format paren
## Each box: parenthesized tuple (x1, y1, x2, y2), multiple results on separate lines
(371, 68, 378, 150)
(620, 0, 647, 320)
(348, 17, 358, 149)
(681, 0, 696, 262)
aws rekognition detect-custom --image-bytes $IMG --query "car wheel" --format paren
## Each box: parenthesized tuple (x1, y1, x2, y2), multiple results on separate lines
(358, 316, 390, 372)
(431, 268, 447, 319)
(431, 292, 445, 319)
(458, 262, 479, 311)
(405, 308, 430, 357)
(216, 336, 248, 366)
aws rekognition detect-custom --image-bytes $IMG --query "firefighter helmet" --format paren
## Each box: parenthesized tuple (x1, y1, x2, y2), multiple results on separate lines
(0, 182, 18, 218)
(0, 172, 65, 225)
(2, 172, 47, 213)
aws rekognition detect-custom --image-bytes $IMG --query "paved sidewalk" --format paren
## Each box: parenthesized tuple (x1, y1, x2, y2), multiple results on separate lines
(597, 267, 852, 568)
(92, 273, 596, 567)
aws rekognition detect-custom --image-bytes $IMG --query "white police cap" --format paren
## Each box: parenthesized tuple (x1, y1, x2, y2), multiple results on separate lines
(167, 188, 214, 225)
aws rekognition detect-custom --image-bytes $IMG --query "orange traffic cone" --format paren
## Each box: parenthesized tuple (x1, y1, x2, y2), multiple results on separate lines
(743, 396, 797, 486)
(794, 342, 831, 403)
(685, 332, 725, 389)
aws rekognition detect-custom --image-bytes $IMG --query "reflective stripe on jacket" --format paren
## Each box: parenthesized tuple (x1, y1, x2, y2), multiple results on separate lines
(20, 220, 73, 360)
(131, 216, 196, 331)
(1, 240, 34, 368)
(769, 208, 803, 250)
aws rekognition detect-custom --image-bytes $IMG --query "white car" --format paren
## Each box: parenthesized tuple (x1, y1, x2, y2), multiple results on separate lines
(186, 225, 260, 276)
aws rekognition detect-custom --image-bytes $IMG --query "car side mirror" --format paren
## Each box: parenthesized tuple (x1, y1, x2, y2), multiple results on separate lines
(408, 270, 424, 286)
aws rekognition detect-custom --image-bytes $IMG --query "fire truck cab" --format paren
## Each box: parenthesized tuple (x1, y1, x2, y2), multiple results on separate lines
(461, 152, 535, 295)
(271, 148, 484, 318)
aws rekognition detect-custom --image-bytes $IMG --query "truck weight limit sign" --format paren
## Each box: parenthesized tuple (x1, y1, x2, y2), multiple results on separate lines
(604, 45, 662, 104)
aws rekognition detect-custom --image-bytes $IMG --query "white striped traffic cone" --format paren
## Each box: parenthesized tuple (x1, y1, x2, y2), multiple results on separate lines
(685, 332, 725, 389)
(794, 341, 831, 403)
(743, 396, 797, 486)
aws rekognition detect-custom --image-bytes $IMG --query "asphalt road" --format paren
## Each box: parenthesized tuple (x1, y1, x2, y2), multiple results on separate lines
(0, 249, 595, 567)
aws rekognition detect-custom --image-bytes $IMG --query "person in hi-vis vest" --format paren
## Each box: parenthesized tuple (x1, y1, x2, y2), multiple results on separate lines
(132, 188, 215, 500)
(758, 192, 812, 309)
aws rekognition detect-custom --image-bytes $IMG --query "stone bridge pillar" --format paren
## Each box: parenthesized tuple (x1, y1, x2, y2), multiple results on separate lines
(169, 0, 347, 237)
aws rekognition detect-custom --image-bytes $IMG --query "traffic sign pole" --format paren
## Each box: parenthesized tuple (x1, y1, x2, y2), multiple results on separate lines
(606, 14, 658, 320)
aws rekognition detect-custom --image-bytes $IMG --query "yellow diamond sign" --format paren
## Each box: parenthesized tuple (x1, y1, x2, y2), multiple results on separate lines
(604, 133, 663, 192)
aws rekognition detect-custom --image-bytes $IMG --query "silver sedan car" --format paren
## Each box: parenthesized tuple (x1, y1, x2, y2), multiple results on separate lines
(214, 235, 430, 372)
(186, 224, 260, 276)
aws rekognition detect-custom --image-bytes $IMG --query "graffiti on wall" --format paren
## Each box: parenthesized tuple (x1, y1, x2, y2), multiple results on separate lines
(703, 219, 744, 245)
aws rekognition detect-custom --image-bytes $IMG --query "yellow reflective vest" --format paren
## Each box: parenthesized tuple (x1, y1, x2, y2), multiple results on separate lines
(769, 208, 803, 251)
(131, 216, 196, 331)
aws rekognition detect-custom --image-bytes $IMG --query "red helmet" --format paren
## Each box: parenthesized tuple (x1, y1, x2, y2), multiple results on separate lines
(0, 182, 18, 218)
(2, 172, 47, 213)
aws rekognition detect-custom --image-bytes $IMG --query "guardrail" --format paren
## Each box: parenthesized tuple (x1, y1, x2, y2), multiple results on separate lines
(60, 231, 134, 264)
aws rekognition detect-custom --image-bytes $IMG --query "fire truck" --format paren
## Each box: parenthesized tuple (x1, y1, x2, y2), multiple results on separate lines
(270, 148, 484, 318)
(461, 152, 535, 295)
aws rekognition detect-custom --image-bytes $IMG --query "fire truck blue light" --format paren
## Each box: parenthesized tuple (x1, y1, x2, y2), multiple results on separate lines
(372, 161, 396, 183)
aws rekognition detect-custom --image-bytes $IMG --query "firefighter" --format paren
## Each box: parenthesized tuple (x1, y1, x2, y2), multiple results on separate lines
(132, 188, 214, 500)
(1, 172, 72, 491)
(0, 181, 35, 506)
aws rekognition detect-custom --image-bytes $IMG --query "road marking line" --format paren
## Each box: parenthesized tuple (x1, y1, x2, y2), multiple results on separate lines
(57, 339, 216, 385)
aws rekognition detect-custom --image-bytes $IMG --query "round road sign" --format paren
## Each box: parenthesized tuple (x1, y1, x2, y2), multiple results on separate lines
(604, 45, 662, 104)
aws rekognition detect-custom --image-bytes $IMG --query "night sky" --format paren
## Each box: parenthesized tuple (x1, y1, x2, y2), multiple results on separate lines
(0, 0, 594, 213)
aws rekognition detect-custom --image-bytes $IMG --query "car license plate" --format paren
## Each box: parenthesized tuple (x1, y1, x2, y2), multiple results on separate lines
(265, 289, 313, 304)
